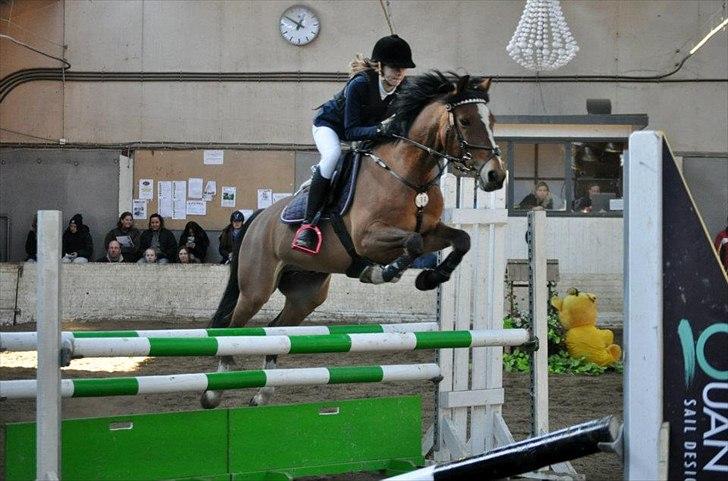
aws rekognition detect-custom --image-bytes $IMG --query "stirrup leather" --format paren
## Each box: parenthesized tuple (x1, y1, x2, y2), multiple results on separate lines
(292, 224, 323, 255)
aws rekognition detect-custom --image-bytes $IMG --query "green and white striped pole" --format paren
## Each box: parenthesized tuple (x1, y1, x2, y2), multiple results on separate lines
(53, 329, 529, 358)
(0, 322, 439, 352)
(0, 364, 441, 399)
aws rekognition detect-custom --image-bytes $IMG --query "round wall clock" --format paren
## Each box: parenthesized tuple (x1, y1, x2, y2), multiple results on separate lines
(279, 5, 320, 46)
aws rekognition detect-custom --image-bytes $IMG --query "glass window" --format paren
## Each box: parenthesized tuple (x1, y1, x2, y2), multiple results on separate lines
(571, 141, 624, 214)
(511, 142, 567, 212)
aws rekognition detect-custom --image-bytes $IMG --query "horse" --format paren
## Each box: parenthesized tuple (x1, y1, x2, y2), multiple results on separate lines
(201, 71, 507, 408)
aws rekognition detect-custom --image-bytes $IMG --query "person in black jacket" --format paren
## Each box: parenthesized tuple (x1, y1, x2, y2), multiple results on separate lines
(219, 211, 245, 264)
(25, 214, 37, 262)
(96, 240, 131, 263)
(178, 221, 209, 262)
(104, 211, 141, 262)
(61, 213, 93, 263)
(138, 213, 176, 264)
(292, 34, 416, 253)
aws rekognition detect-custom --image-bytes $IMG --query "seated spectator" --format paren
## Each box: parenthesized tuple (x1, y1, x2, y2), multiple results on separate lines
(518, 181, 558, 211)
(96, 240, 128, 263)
(138, 248, 159, 264)
(104, 211, 141, 262)
(177, 246, 200, 264)
(219, 211, 246, 264)
(61, 214, 93, 263)
(139, 213, 176, 264)
(178, 221, 209, 262)
(573, 183, 601, 213)
(25, 214, 37, 262)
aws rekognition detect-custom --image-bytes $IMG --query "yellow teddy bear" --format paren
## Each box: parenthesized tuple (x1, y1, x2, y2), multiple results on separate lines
(550, 288, 622, 366)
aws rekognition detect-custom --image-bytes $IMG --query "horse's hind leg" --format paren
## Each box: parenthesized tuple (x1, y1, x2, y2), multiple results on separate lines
(250, 271, 331, 406)
(200, 261, 283, 409)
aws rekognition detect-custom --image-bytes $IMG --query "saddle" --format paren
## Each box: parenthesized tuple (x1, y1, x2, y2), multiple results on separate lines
(280, 150, 373, 277)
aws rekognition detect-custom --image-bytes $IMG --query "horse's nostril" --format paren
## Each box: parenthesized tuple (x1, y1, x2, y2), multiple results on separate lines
(488, 170, 500, 183)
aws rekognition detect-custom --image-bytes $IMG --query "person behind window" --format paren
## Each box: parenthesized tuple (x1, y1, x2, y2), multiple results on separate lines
(714, 217, 728, 272)
(573, 183, 601, 213)
(104, 211, 141, 262)
(219, 211, 245, 264)
(61, 213, 93, 263)
(139, 214, 176, 264)
(518, 181, 555, 211)
(177, 246, 200, 264)
(178, 221, 209, 262)
(96, 240, 128, 263)
(25, 214, 37, 262)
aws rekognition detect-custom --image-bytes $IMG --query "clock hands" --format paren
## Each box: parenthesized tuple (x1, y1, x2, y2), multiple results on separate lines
(283, 15, 304, 30)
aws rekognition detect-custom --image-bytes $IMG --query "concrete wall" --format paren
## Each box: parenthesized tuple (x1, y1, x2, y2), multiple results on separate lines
(0, 1, 726, 153)
(0, 263, 437, 325)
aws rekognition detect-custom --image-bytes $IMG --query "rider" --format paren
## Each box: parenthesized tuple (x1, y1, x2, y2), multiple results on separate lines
(292, 34, 416, 253)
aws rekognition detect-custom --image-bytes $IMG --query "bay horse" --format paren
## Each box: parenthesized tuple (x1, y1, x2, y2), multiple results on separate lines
(201, 72, 506, 408)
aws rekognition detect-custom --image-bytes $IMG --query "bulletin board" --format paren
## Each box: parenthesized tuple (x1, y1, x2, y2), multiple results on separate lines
(132, 150, 295, 230)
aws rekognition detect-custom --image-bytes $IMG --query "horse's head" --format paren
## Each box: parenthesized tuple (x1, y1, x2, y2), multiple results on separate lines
(440, 75, 506, 192)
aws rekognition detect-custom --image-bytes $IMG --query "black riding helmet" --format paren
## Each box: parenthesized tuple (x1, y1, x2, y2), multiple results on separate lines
(371, 34, 416, 68)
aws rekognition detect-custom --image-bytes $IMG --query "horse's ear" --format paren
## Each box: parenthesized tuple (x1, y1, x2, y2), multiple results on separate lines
(477, 77, 492, 93)
(455, 75, 470, 94)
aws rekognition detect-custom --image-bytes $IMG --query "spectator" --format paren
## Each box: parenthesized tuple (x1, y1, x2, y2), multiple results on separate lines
(96, 240, 128, 263)
(177, 246, 200, 264)
(104, 211, 141, 262)
(573, 183, 601, 212)
(25, 214, 37, 262)
(139, 213, 176, 264)
(61, 214, 93, 263)
(518, 181, 559, 211)
(138, 248, 159, 264)
(714, 218, 728, 271)
(219, 211, 246, 264)
(178, 221, 209, 262)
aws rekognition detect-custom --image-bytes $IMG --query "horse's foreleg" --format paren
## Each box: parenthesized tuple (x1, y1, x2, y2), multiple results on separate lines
(416, 222, 470, 291)
(358, 226, 424, 284)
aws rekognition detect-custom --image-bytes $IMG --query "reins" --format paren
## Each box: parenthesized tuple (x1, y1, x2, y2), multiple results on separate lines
(360, 97, 501, 232)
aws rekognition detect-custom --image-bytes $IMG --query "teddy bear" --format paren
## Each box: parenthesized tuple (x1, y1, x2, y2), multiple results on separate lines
(550, 287, 622, 366)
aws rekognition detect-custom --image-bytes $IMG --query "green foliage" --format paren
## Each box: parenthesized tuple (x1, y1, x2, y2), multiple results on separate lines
(502, 305, 622, 376)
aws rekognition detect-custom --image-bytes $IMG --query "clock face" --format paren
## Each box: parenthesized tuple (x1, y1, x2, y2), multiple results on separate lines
(279, 5, 320, 46)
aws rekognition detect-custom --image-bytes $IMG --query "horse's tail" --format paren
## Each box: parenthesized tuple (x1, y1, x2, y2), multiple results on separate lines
(208, 209, 264, 328)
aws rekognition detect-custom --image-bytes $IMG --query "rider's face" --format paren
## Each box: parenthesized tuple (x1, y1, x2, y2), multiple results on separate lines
(381, 65, 407, 88)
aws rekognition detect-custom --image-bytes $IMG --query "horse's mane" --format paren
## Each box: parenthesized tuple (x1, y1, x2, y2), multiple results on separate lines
(383, 70, 490, 141)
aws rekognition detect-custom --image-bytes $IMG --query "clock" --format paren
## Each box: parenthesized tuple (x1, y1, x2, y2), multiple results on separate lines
(279, 5, 320, 46)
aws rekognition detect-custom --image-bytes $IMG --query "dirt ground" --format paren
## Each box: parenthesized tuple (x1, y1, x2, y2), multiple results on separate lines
(1, 320, 623, 480)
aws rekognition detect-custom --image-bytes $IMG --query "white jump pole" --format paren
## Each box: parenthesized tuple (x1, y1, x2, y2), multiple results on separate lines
(36, 210, 62, 481)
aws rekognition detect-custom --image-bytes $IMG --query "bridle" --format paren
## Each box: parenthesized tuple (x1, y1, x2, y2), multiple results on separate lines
(362, 96, 503, 231)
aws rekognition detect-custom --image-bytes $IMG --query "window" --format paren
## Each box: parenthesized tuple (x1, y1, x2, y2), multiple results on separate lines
(511, 142, 567, 212)
(571, 141, 624, 214)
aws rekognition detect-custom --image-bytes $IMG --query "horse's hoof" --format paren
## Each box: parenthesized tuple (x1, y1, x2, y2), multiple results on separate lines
(200, 390, 222, 409)
(415, 269, 446, 291)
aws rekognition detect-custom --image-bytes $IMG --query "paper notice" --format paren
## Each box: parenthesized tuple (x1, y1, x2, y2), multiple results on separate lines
(172, 181, 187, 219)
(204, 150, 224, 165)
(132, 199, 147, 220)
(138, 179, 154, 200)
(221, 186, 236, 208)
(158, 181, 173, 218)
(203, 180, 217, 201)
(240, 209, 254, 221)
(272, 192, 292, 203)
(186, 200, 207, 216)
(188, 178, 203, 199)
(257, 189, 273, 209)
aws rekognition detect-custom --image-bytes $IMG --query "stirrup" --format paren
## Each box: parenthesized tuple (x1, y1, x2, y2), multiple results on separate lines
(292, 224, 323, 255)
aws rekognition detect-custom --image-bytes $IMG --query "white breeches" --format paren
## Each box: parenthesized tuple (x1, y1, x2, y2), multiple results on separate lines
(312, 125, 342, 179)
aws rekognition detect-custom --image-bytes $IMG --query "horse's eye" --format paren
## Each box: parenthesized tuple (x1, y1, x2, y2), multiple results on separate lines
(459, 118, 471, 127)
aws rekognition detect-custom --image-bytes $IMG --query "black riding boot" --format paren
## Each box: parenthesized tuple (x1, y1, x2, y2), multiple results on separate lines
(292, 168, 330, 252)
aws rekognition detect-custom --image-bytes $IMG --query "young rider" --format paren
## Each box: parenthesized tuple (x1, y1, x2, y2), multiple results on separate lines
(292, 34, 416, 253)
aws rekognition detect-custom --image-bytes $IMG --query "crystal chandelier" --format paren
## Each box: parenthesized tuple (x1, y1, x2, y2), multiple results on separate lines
(506, 0, 579, 72)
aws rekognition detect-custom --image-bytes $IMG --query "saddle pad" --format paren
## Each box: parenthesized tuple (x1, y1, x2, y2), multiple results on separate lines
(280, 151, 362, 224)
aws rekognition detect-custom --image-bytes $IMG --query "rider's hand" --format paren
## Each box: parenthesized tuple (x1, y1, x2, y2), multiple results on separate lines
(377, 115, 397, 137)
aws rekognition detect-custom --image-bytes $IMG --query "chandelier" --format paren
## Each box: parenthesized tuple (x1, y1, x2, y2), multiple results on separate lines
(506, 0, 579, 72)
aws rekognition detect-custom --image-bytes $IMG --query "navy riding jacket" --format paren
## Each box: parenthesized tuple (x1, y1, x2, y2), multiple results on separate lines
(313, 69, 400, 141)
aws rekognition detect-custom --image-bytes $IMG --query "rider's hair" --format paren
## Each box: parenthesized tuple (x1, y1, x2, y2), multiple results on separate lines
(349, 53, 380, 77)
